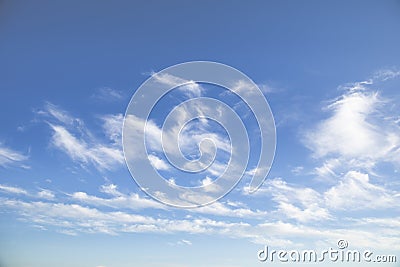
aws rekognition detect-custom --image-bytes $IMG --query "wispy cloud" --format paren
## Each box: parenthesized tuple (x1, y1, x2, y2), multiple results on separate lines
(100, 114, 124, 146)
(71, 184, 165, 210)
(372, 68, 400, 82)
(178, 239, 192, 245)
(244, 178, 332, 223)
(1, 195, 255, 237)
(91, 87, 124, 102)
(49, 124, 123, 171)
(235, 70, 400, 239)
(2, 70, 399, 255)
(0, 143, 28, 168)
(70, 182, 268, 219)
(40, 103, 124, 171)
(193, 200, 268, 218)
(151, 72, 204, 97)
(124, 109, 230, 176)
(230, 79, 276, 97)
(0, 184, 28, 195)
(0, 184, 56, 200)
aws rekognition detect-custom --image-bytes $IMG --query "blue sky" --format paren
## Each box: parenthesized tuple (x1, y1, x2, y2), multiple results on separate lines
(1, 1, 400, 266)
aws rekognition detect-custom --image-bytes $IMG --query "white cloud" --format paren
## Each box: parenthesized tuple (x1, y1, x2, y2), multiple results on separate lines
(304, 89, 385, 159)
(92, 87, 124, 102)
(200, 176, 222, 193)
(245, 166, 271, 177)
(72, 183, 268, 219)
(100, 184, 122, 197)
(71, 185, 164, 211)
(357, 217, 400, 228)
(257, 83, 276, 94)
(124, 112, 230, 177)
(1, 181, 270, 220)
(227, 79, 279, 99)
(230, 79, 272, 97)
(0, 143, 28, 168)
(324, 170, 399, 210)
(304, 74, 400, 178)
(254, 220, 400, 251)
(151, 72, 203, 97)
(0, 184, 28, 195)
(37, 189, 55, 200)
(38, 103, 125, 171)
(3, 72, 398, 252)
(123, 115, 162, 156)
(0, 184, 57, 200)
(148, 154, 170, 171)
(245, 168, 400, 222)
(264, 178, 331, 222)
(199, 176, 222, 193)
(100, 114, 124, 146)
(194, 200, 268, 219)
(1, 185, 400, 251)
(313, 158, 341, 181)
(0, 198, 155, 235)
(58, 229, 78, 236)
(50, 124, 124, 171)
(201, 176, 213, 186)
(72, 191, 160, 210)
(179, 239, 192, 246)
(41, 102, 82, 127)
(0, 197, 239, 236)
(372, 68, 400, 81)
(291, 166, 304, 175)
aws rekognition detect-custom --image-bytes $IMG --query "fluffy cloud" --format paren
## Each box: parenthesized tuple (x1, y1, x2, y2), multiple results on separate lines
(244, 169, 399, 221)
(304, 75, 400, 173)
(37, 189, 55, 200)
(253, 178, 332, 222)
(305, 89, 387, 159)
(324, 171, 399, 210)
(148, 154, 170, 171)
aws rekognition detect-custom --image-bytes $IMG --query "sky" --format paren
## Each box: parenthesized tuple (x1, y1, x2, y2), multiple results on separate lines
(1, 0, 400, 266)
